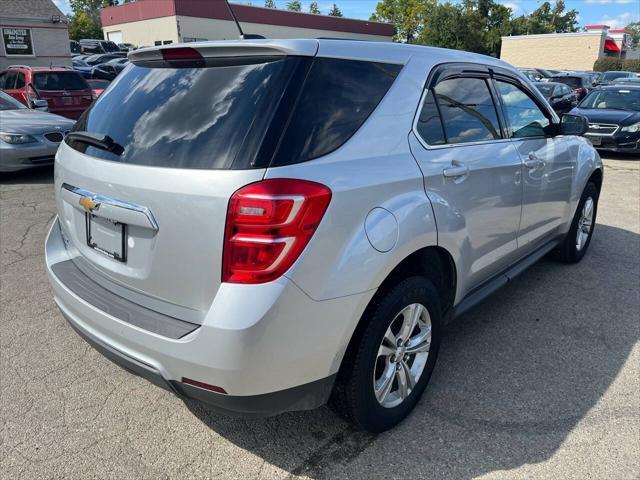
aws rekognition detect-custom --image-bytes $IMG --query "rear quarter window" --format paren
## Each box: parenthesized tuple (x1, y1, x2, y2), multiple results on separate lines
(34, 72, 88, 91)
(270, 58, 402, 166)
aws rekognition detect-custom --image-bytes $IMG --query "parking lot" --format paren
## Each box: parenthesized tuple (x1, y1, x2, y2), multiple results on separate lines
(1, 154, 638, 479)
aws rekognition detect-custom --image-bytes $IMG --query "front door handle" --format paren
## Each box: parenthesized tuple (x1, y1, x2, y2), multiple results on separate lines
(524, 153, 545, 169)
(443, 162, 469, 178)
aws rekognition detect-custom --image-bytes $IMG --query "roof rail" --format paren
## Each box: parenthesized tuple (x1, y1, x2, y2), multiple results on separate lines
(7, 64, 32, 70)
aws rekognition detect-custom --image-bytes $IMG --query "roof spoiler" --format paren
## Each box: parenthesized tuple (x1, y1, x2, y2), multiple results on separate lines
(128, 40, 318, 66)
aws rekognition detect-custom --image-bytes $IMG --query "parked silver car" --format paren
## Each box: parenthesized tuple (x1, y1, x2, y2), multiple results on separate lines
(45, 40, 602, 432)
(0, 92, 74, 172)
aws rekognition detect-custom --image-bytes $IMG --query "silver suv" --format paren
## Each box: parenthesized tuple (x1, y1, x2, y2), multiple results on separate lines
(46, 40, 602, 432)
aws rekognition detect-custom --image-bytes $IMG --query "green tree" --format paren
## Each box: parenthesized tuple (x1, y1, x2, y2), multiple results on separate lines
(309, 1, 321, 14)
(68, 0, 118, 40)
(286, 0, 302, 11)
(370, 0, 435, 43)
(626, 22, 640, 48)
(328, 3, 343, 17)
(264, 0, 276, 7)
(510, 1, 578, 35)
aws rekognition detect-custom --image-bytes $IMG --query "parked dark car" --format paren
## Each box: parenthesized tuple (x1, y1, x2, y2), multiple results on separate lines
(613, 77, 640, 86)
(118, 43, 135, 52)
(79, 39, 121, 54)
(84, 53, 127, 66)
(0, 66, 93, 119)
(534, 81, 579, 113)
(519, 67, 553, 81)
(597, 71, 637, 86)
(570, 85, 640, 153)
(91, 59, 128, 81)
(69, 40, 81, 54)
(550, 73, 592, 100)
(71, 58, 93, 79)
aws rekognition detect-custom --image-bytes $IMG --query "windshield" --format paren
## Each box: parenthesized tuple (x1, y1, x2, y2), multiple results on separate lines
(34, 72, 89, 91)
(0, 91, 26, 110)
(602, 71, 629, 81)
(536, 84, 555, 97)
(579, 89, 640, 111)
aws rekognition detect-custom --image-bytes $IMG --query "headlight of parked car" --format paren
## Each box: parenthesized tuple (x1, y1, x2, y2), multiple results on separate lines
(620, 122, 640, 133)
(0, 133, 37, 144)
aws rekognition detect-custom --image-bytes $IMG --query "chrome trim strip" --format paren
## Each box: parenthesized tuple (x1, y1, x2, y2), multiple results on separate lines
(61, 183, 159, 231)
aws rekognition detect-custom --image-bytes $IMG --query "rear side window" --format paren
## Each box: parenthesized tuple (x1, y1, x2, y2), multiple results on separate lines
(416, 90, 446, 145)
(433, 77, 501, 144)
(271, 58, 401, 166)
(33, 72, 88, 91)
(496, 81, 552, 138)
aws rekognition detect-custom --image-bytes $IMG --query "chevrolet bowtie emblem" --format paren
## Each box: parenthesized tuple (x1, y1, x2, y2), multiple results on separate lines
(79, 196, 100, 211)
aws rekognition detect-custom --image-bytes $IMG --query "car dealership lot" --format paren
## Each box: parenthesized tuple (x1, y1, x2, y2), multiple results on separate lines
(1, 155, 638, 480)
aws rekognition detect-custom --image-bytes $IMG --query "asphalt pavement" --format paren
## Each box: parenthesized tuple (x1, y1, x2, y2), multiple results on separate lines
(1, 154, 638, 479)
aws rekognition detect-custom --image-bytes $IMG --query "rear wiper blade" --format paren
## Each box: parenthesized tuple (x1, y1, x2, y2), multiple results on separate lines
(66, 131, 124, 156)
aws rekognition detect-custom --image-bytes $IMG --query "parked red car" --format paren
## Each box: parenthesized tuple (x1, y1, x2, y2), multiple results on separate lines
(87, 79, 111, 98)
(0, 65, 93, 119)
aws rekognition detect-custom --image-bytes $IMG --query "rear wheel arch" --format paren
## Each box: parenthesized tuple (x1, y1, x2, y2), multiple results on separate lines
(335, 246, 456, 380)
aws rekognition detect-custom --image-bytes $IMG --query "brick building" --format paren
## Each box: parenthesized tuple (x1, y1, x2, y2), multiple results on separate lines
(0, 0, 71, 69)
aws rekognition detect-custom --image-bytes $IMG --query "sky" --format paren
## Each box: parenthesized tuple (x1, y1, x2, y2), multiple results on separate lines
(52, 0, 640, 30)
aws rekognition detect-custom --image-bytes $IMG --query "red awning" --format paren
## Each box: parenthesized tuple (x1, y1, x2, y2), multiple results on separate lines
(604, 39, 621, 52)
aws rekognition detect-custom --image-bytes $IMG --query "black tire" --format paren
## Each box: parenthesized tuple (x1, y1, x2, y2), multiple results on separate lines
(553, 182, 599, 264)
(329, 276, 442, 432)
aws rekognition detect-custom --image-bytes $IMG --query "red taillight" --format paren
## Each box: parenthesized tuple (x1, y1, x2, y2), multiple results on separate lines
(574, 87, 585, 94)
(222, 179, 332, 284)
(161, 47, 204, 67)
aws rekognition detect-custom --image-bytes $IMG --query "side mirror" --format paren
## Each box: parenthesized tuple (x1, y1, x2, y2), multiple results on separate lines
(31, 99, 49, 112)
(560, 114, 588, 136)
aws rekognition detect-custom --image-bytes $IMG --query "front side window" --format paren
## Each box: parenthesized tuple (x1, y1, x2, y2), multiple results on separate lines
(496, 81, 552, 138)
(433, 77, 501, 144)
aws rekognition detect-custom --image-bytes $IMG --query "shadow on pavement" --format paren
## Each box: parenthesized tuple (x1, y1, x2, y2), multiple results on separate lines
(600, 151, 640, 161)
(0, 166, 54, 185)
(186, 223, 639, 479)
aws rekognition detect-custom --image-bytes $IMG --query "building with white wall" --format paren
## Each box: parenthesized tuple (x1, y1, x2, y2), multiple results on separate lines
(0, 0, 70, 69)
(100, 0, 393, 47)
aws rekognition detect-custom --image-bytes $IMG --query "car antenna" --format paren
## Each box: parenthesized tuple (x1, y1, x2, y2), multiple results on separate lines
(224, 0, 265, 40)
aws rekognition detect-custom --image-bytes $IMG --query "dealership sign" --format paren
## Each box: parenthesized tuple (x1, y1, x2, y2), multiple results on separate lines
(3, 28, 34, 56)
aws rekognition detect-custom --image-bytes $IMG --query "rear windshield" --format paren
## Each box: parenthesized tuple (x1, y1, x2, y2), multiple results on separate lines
(33, 72, 88, 91)
(552, 76, 581, 88)
(601, 71, 629, 81)
(67, 56, 401, 169)
(535, 84, 555, 97)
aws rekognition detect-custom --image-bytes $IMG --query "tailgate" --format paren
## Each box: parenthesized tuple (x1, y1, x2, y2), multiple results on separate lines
(55, 143, 264, 323)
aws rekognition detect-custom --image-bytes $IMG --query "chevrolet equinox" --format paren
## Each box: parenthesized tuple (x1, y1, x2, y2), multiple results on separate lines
(46, 40, 602, 432)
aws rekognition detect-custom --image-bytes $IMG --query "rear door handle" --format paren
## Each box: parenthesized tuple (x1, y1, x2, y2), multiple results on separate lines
(443, 162, 469, 178)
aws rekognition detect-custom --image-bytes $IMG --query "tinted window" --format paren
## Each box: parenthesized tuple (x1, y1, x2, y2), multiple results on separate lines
(33, 72, 88, 91)
(416, 90, 446, 144)
(68, 58, 303, 169)
(0, 72, 6, 89)
(559, 85, 572, 95)
(552, 76, 581, 88)
(535, 84, 555, 97)
(433, 77, 501, 144)
(496, 81, 552, 138)
(15, 73, 25, 89)
(602, 71, 630, 81)
(272, 58, 401, 166)
(3, 71, 17, 89)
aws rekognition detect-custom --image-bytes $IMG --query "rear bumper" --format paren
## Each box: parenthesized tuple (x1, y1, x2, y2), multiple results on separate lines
(46, 218, 370, 415)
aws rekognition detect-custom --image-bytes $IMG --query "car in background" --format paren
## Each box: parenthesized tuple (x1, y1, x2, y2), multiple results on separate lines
(550, 73, 592, 100)
(597, 71, 637, 86)
(519, 67, 553, 82)
(612, 77, 640, 86)
(84, 53, 127, 66)
(570, 85, 640, 153)
(0, 91, 74, 172)
(534, 81, 579, 113)
(70, 40, 81, 55)
(118, 43, 135, 52)
(79, 39, 121, 54)
(0, 66, 93, 120)
(91, 59, 128, 81)
(87, 79, 110, 97)
(72, 58, 93, 79)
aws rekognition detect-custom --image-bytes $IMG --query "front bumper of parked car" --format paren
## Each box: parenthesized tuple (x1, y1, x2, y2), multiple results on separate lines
(0, 135, 62, 172)
(586, 130, 640, 153)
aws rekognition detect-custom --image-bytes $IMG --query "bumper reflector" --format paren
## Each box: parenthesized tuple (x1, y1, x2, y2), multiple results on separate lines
(182, 377, 227, 394)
